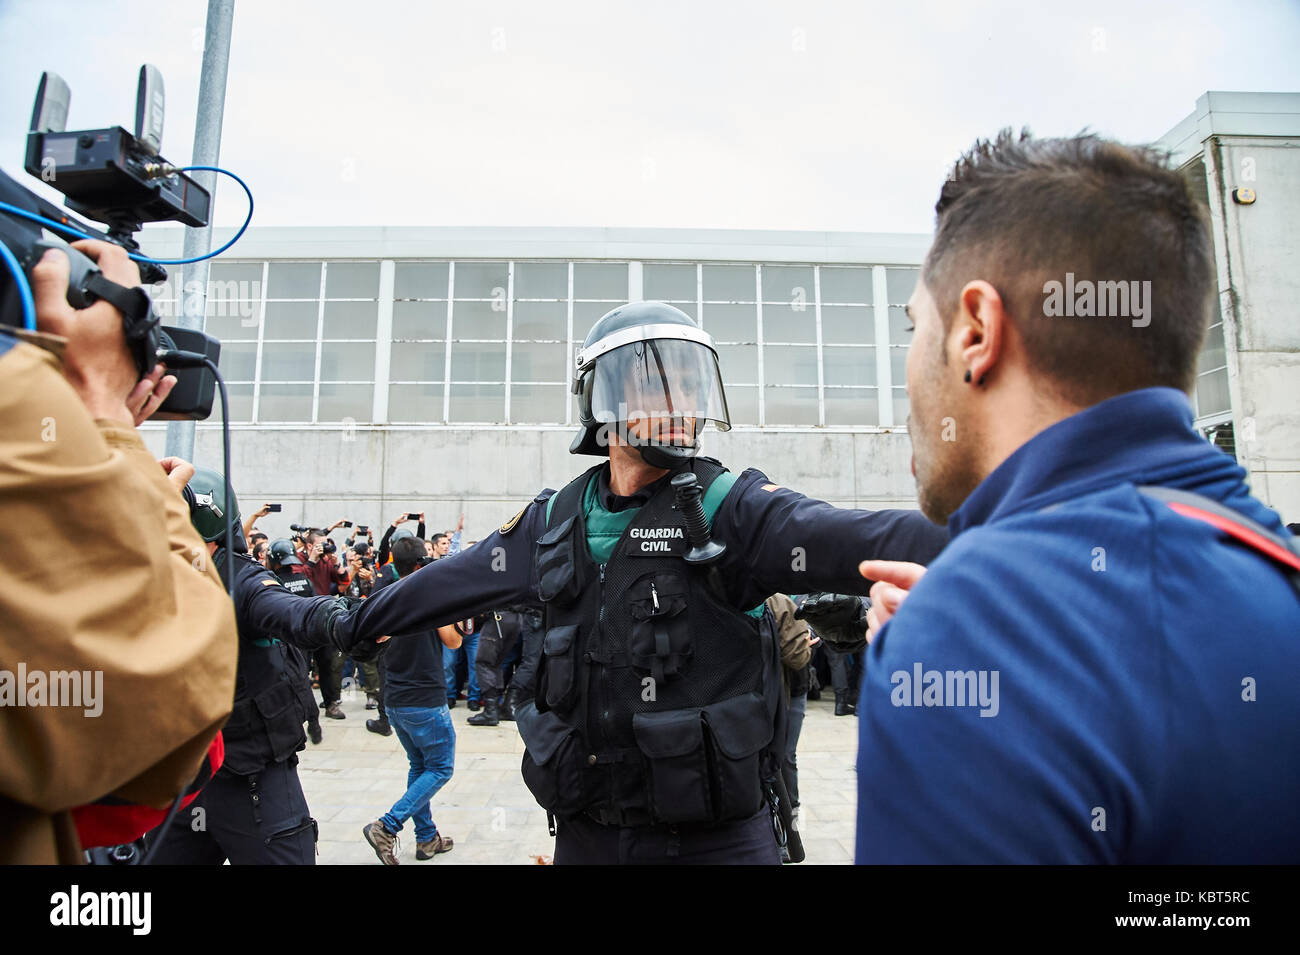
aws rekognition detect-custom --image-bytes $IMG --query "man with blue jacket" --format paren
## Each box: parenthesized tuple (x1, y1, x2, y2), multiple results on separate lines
(855, 129, 1300, 864)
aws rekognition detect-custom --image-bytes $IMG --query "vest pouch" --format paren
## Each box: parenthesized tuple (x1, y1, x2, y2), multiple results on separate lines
(539, 625, 581, 712)
(535, 515, 584, 606)
(631, 707, 712, 823)
(702, 692, 770, 822)
(628, 572, 692, 683)
(517, 701, 590, 818)
(254, 678, 308, 764)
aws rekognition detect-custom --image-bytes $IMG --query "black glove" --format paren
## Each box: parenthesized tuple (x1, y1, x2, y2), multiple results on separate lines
(794, 592, 868, 654)
(306, 595, 386, 662)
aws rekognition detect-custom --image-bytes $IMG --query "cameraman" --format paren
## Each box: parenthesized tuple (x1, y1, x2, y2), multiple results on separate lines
(0, 241, 238, 864)
(300, 529, 349, 720)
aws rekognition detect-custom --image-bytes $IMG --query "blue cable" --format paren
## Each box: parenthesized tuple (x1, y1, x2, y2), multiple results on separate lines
(0, 237, 36, 330)
(0, 163, 253, 269)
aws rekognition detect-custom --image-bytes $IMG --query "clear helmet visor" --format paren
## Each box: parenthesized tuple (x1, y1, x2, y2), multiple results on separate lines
(584, 338, 731, 445)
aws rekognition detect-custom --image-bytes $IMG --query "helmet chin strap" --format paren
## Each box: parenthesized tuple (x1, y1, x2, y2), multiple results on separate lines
(631, 438, 699, 470)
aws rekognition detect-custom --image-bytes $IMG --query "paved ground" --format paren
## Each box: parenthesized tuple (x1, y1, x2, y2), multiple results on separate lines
(300, 687, 859, 865)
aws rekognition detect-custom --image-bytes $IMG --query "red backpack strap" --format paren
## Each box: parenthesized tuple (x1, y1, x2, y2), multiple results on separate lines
(1138, 485, 1300, 597)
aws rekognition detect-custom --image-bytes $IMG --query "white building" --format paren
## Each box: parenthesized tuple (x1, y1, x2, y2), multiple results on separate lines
(140, 90, 1300, 541)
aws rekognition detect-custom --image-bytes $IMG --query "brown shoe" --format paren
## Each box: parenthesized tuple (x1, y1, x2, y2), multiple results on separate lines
(415, 833, 454, 860)
(326, 701, 346, 720)
(363, 821, 400, 865)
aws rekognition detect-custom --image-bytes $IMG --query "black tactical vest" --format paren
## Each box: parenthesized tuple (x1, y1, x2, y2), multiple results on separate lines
(519, 458, 782, 828)
(217, 551, 315, 776)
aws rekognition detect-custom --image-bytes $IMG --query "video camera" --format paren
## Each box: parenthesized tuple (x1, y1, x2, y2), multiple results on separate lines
(0, 66, 221, 418)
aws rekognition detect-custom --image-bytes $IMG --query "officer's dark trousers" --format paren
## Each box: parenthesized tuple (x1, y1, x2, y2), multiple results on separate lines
(554, 808, 781, 865)
(146, 756, 316, 864)
(313, 647, 343, 706)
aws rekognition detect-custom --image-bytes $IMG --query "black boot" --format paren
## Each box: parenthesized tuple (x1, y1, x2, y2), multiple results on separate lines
(834, 690, 856, 716)
(467, 697, 500, 726)
(499, 687, 524, 722)
(366, 717, 392, 736)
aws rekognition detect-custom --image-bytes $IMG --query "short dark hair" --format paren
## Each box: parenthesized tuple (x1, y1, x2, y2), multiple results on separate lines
(924, 129, 1215, 405)
(249, 531, 268, 543)
(431, 532, 449, 546)
(391, 537, 426, 575)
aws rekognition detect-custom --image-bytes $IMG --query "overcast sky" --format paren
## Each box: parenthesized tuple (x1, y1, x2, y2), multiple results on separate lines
(2, 0, 1298, 236)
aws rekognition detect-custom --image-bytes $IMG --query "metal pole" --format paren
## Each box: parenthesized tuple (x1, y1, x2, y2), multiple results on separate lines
(165, 0, 235, 462)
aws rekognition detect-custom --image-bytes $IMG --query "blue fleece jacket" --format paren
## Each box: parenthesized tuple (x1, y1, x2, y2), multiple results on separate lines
(856, 387, 1300, 863)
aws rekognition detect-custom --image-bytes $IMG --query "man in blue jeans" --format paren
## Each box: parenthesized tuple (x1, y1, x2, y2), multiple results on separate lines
(364, 537, 460, 865)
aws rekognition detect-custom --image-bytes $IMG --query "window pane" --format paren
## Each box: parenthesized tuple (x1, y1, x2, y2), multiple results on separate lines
(764, 386, 818, 425)
(390, 341, 446, 381)
(573, 300, 619, 341)
(449, 382, 505, 422)
(573, 263, 627, 300)
(207, 262, 263, 289)
(205, 276, 261, 326)
(1198, 322, 1225, 374)
(263, 301, 319, 339)
(890, 346, 909, 384)
(511, 384, 566, 423)
(454, 262, 509, 299)
(702, 303, 757, 342)
(512, 301, 567, 340)
(450, 341, 506, 380)
(320, 341, 375, 381)
(726, 385, 758, 426)
(514, 262, 568, 299)
(204, 300, 260, 340)
(260, 342, 316, 381)
(763, 345, 818, 386)
(716, 343, 758, 384)
(221, 382, 254, 423)
(762, 301, 816, 343)
(893, 390, 911, 427)
(392, 301, 446, 340)
(323, 300, 378, 339)
(888, 306, 913, 343)
(825, 387, 879, 426)
(388, 382, 445, 422)
(267, 263, 321, 298)
(823, 346, 877, 387)
(1196, 369, 1230, 416)
(703, 265, 755, 302)
(452, 299, 508, 340)
(218, 341, 257, 381)
(511, 341, 567, 382)
(644, 264, 697, 302)
(820, 267, 872, 304)
(887, 268, 919, 305)
(762, 265, 814, 305)
(395, 262, 449, 299)
(258, 383, 313, 421)
(325, 262, 378, 298)
(821, 304, 873, 344)
(317, 383, 373, 422)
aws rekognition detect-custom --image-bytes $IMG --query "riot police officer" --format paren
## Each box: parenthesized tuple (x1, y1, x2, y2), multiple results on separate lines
(147, 468, 383, 864)
(466, 603, 543, 726)
(330, 302, 948, 864)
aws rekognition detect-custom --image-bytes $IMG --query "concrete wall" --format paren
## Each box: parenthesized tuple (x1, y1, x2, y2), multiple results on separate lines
(139, 425, 923, 544)
(1201, 132, 1300, 522)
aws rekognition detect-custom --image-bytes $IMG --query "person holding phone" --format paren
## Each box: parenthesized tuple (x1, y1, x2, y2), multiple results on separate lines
(377, 511, 425, 567)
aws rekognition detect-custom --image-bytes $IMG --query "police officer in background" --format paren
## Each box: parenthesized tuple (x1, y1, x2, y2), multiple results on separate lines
(330, 302, 948, 864)
(267, 537, 326, 742)
(147, 469, 385, 864)
(466, 603, 544, 726)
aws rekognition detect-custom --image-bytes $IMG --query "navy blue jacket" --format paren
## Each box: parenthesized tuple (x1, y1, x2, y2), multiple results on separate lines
(334, 462, 948, 645)
(856, 388, 1300, 863)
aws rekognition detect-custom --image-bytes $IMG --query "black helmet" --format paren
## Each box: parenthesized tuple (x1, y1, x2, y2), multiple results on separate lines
(268, 538, 302, 570)
(570, 302, 730, 469)
(184, 466, 243, 549)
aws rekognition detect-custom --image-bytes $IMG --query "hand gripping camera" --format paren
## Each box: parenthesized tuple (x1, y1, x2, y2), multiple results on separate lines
(0, 65, 221, 418)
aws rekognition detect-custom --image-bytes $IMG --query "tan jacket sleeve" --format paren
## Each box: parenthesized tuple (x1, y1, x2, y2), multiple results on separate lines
(766, 593, 811, 672)
(0, 339, 237, 813)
